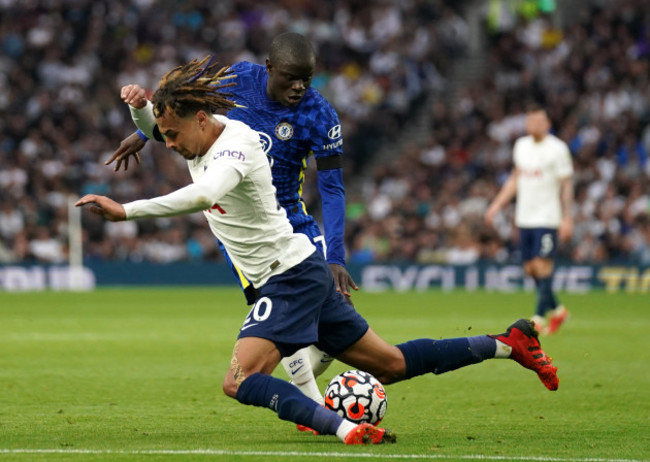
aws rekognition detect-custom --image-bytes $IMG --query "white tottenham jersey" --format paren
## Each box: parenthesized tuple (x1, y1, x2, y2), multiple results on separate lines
(513, 134, 573, 228)
(123, 115, 315, 287)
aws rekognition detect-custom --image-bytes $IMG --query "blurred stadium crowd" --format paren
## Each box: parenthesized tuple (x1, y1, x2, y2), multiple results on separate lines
(0, 0, 648, 266)
(341, 0, 650, 266)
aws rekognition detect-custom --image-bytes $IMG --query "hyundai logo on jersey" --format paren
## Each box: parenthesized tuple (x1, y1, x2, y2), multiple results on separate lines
(328, 124, 342, 139)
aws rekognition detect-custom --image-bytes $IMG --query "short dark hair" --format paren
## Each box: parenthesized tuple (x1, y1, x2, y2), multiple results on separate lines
(152, 56, 237, 119)
(525, 102, 546, 114)
(269, 32, 315, 66)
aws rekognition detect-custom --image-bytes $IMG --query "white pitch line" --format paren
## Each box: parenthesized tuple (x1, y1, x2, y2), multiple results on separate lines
(0, 449, 647, 462)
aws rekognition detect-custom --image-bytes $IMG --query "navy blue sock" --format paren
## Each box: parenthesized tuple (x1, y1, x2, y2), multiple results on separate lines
(235, 373, 342, 435)
(396, 336, 496, 379)
(535, 276, 558, 317)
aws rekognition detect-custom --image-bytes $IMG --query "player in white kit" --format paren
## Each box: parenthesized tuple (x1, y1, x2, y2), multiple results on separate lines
(485, 104, 574, 335)
(110, 35, 351, 420)
(76, 59, 560, 444)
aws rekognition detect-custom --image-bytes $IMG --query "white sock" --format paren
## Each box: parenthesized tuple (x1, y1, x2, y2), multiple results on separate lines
(550, 305, 566, 316)
(336, 419, 358, 442)
(281, 348, 325, 405)
(306, 345, 334, 378)
(494, 339, 513, 358)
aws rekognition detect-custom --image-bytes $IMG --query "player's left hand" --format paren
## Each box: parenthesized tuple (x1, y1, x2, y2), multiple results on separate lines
(329, 263, 358, 306)
(75, 194, 127, 222)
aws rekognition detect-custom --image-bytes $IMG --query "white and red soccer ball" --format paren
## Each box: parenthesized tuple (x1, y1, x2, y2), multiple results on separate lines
(323, 370, 387, 425)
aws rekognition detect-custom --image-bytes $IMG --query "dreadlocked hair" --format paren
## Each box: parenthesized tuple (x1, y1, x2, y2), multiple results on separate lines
(151, 56, 238, 119)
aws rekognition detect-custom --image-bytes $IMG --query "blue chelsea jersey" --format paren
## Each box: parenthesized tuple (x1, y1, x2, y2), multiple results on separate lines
(226, 61, 344, 208)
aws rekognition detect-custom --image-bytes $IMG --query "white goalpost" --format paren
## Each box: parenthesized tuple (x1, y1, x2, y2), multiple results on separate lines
(67, 196, 86, 290)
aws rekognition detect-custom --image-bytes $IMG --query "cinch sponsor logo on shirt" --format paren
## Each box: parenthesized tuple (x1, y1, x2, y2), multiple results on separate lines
(213, 150, 246, 161)
(323, 138, 343, 150)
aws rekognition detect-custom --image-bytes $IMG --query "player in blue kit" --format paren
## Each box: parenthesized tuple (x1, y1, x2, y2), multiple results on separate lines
(78, 56, 560, 444)
(109, 33, 354, 412)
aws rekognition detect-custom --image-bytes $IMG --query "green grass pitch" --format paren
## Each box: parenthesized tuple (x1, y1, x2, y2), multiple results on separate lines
(1, 288, 648, 462)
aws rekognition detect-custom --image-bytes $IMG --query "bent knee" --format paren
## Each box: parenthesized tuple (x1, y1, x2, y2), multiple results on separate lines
(222, 374, 238, 398)
(527, 258, 553, 277)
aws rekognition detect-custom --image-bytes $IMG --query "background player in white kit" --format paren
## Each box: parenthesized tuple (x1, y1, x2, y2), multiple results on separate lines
(76, 58, 560, 444)
(485, 104, 574, 335)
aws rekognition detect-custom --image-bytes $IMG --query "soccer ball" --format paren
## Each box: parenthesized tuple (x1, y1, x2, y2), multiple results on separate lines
(323, 370, 387, 425)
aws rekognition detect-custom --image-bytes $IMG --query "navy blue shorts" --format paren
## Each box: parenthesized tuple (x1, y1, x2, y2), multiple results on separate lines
(519, 227, 558, 261)
(218, 215, 325, 305)
(237, 251, 369, 358)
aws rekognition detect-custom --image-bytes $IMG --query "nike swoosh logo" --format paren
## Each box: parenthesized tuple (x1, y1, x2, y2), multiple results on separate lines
(240, 323, 259, 331)
(291, 365, 304, 375)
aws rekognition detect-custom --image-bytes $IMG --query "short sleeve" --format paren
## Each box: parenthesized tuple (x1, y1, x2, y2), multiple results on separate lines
(310, 103, 343, 160)
(556, 140, 574, 178)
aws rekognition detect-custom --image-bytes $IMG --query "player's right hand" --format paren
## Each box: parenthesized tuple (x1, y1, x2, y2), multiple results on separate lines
(121, 84, 147, 108)
(484, 208, 497, 227)
(105, 132, 144, 172)
(75, 194, 127, 222)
